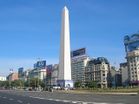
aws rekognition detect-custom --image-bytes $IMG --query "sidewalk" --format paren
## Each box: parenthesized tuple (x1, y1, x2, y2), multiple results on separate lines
(54, 89, 139, 95)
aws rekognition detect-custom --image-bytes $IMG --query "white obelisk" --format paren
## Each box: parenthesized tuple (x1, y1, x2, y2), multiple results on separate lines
(57, 6, 73, 88)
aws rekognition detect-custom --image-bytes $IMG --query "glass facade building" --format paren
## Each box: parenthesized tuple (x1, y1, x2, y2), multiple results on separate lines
(124, 34, 139, 52)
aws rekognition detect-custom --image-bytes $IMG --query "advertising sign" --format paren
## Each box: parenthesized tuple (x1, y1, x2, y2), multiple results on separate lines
(71, 48, 86, 57)
(36, 60, 46, 69)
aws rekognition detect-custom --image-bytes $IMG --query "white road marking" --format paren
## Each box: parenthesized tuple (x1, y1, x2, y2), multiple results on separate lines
(48, 98, 54, 101)
(62, 100, 71, 103)
(30, 96, 45, 100)
(29, 96, 124, 104)
(71, 101, 78, 104)
(72, 101, 78, 103)
(72, 101, 82, 104)
(82, 102, 90, 104)
(54, 99, 62, 102)
(17, 100, 23, 103)
(9, 98, 14, 100)
(3, 96, 7, 99)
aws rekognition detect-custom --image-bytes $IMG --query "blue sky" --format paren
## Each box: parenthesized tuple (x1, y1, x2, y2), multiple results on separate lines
(0, 0, 139, 76)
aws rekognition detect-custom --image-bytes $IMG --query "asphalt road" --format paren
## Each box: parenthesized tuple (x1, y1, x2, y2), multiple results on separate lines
(0, 90, 139, 104)
(0, 91, 72, 104)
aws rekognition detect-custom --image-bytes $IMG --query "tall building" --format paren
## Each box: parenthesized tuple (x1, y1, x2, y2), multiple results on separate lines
(58, 6, 73, 88)
(46, 65, 53, 85)
(51, 64, 59, 86)
(85, 57, 110, 88)
(18, 67, 24, 80)
(110, 66, 122, 87)
(22, 69, 31, 81)
(124, 34, 139, 85)
(110, 66, 117, 87)
(71, 48, 90, 84)
(119, 62, 129, 86)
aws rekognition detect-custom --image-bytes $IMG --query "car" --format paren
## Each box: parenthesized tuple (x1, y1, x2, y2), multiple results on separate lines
(52, 86, 61, 90)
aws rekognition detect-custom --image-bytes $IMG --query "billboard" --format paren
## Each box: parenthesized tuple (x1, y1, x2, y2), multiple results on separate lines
(35, 60, 46, 69)
(71, 48, 86, 57)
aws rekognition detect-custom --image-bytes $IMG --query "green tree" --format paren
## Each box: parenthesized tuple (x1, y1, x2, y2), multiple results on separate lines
(10, 80, 24, 88)
(29, 78, 44, 88)
(0, 81, 10, 88)
(85, 81, 97, 88)
(74, 81, 82, 88)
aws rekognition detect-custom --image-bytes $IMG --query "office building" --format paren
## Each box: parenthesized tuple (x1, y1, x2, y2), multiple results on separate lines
(51, 64, 59, 86)
(45, 65, 53, 85)
(110, 66, 122, 87)
(71, 48, 90, 84)
(18, 67, 24, 80)
(29, 68, 47, 81)
(124, 34, 139, 85)
(120, 62, 129, 86)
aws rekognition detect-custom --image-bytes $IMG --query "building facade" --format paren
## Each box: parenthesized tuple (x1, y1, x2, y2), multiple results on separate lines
(45, 65, 53, 86)
(110, 66, 117, 87)
(71, 48, 90, 84)
(120, 62, 129, 86)
(110, 66, 122, 87)
(0, 76, 6, 81)
(29, 68, 47, 81)
(85, 57, 110, 88)
(7, 73, 18, 81)
(51, 64, 59, 86)
(124, 34, 139, 85)
(18, 67, 24, 80)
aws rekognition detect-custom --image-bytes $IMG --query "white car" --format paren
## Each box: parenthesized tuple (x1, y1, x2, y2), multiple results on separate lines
(52, 86, 61, 90)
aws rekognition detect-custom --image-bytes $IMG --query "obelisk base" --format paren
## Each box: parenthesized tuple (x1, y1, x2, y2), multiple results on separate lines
(57, 80, 73, 89)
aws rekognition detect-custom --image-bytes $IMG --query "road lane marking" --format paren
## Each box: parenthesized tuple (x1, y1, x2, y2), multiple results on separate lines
(71, 101, 82, 104)
(62, 100, 71, 103)
(30, 96, 46, 100)
(54, 99, 62, 102)
(17, 100, 23, 103)
(29, 96, 124, 104)
(48, 98, 54, 101)
(72, 101, 78, 103)
(3, 96, 7, 99)
(9, 98, 14, 100)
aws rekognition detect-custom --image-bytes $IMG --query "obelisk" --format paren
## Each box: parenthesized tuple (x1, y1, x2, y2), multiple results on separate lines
(57, 6, 73, 88)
